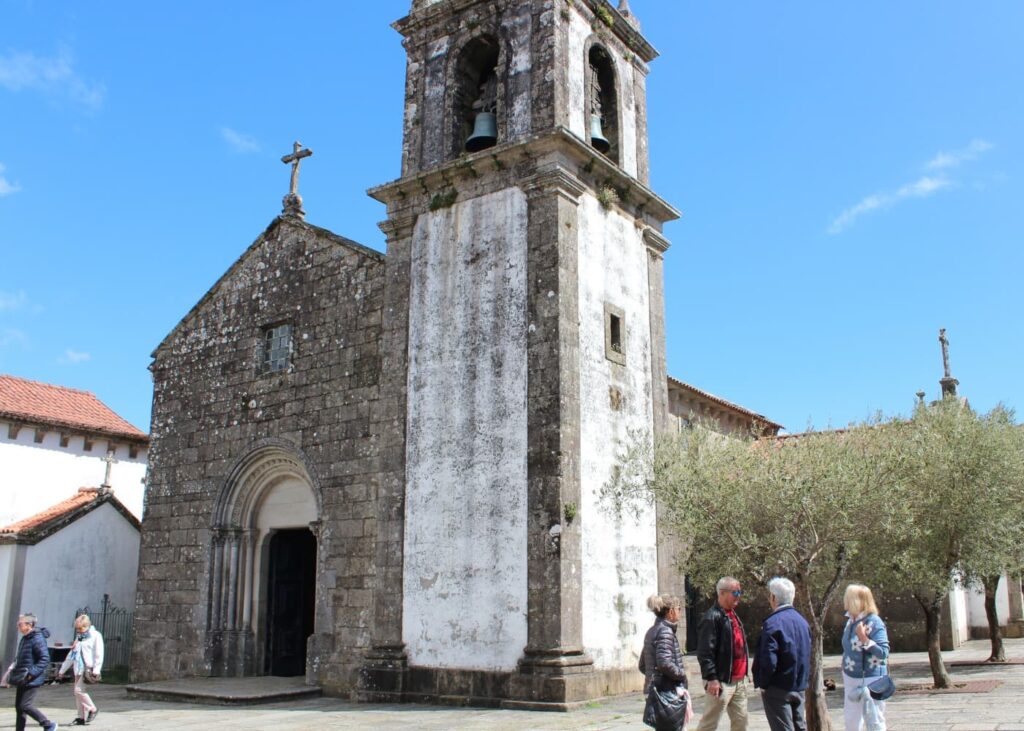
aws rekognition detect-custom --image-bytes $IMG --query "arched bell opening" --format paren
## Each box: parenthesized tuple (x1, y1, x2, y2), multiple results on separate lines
(207, 445, 322, 678)
(451, 35, 501, 157)
(586, 44, 620, 165)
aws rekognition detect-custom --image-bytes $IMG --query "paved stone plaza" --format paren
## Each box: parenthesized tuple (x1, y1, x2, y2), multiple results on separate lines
(2, 639, 1023, 730)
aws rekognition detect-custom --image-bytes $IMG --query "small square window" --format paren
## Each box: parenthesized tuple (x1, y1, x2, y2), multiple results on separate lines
(263, 323, 293, 373)
(604, 303, 626, 365)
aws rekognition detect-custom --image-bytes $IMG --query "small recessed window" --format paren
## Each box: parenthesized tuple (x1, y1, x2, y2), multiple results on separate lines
(263, 323, 293, 373)
(604, 303, 626, 365)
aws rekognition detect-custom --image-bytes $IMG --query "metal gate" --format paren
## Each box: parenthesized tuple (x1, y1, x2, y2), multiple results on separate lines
(74, 594, 133, 672)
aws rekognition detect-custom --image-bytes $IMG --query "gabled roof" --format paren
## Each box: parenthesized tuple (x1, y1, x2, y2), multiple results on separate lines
(0, 374, 148, 443)
(667, 375, 784, 432)
(0, 488, 141, 545)
(153, 215, 384, 359)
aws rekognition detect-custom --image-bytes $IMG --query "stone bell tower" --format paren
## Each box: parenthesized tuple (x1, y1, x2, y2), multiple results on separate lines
(363, 0, 678, 709)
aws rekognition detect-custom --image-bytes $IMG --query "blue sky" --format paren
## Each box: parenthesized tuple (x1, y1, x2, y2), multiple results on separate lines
(1, 1, 1021, 434)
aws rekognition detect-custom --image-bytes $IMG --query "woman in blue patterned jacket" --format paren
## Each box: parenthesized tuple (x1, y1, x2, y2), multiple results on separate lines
(841, 584, 890, 731)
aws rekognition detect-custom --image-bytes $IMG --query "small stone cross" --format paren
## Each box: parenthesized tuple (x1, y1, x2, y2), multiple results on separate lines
(101, 449, 118, 490)
(939, 328, 952, 378)
(281, 141, 313, 218)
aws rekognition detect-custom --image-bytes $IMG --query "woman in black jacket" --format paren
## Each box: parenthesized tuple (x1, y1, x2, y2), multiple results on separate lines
(640, 594, 689, 729)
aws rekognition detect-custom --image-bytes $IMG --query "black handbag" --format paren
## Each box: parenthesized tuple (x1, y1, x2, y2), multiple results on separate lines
(643, 683, 688, 731)
(855, 618, 896, 701)
(7, 667, 29, 687)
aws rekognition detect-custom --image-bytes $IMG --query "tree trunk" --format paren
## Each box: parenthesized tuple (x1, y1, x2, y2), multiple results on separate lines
(917, 593, 952, 688)
(982, 574, 1006, 662)
(804, 619, 833, 731)
(795, 579, 834, 731)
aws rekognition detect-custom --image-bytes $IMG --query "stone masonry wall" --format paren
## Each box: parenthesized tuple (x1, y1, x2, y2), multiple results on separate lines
(133, 217, 385, 693)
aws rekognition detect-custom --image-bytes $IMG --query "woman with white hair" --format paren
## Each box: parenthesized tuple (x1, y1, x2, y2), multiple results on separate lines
(841, 584, 890, 731)
(59, 614, 104, 726)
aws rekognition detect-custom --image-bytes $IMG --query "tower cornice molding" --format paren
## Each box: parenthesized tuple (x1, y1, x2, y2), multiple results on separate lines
(369, 127, 679, 226)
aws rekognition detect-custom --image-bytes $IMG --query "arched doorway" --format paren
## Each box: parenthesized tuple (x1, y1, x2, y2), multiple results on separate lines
(208, 445, 321, 677)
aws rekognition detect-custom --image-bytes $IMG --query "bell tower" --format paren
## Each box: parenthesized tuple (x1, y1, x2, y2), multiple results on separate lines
(363, 0, 678, 709)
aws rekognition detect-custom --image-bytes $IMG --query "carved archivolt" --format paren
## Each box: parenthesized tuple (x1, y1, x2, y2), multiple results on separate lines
(213, 444, 321, 530)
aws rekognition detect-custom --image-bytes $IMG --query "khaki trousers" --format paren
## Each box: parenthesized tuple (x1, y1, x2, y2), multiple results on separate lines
(696, 678, 749, 731)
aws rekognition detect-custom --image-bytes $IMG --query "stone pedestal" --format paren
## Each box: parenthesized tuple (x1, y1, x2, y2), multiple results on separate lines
(359, 644, 409, 702)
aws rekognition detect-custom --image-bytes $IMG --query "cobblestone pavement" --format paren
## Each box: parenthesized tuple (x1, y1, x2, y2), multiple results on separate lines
(2, 639, 1023, 730)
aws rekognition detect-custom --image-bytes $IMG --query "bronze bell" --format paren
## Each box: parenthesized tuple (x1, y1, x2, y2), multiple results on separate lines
(466, 112, 498, 152)
(589, 114, 611, 154)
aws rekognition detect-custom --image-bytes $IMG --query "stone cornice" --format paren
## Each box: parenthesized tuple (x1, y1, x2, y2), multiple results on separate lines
(368, 127, 680, 225)
(642, 227, 671, 255)
(396, 1, 659, 64)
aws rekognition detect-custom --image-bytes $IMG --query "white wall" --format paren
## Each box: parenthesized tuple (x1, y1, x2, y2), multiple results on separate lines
(966, 577, 1011, 628)
(18, 503, 140, 647)
(577, 194, 658, 669)
(403, 189, 529, 671)
(0, 422, 147, 524)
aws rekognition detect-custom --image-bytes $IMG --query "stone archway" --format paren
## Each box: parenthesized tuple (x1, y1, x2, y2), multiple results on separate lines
(208, 444, 321, 676)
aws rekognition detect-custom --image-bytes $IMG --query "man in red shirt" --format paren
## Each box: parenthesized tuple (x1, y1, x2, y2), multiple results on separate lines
(696, 576, 749, 730)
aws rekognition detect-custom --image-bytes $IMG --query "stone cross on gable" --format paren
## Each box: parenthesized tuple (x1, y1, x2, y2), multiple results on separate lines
(101, 449, 118, 490)
(281, 141, 313, 219)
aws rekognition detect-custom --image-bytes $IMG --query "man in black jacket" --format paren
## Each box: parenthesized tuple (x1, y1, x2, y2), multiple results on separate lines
(753, 577, 812, 731)
(696, 576, 749, 731)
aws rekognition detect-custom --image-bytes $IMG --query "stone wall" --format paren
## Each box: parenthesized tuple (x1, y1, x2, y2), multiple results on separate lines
(133, 217, 385, 693)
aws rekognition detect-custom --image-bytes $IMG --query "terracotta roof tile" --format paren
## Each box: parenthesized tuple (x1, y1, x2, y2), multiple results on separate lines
(0, 374, 147, 442)
(667, 375, 784, 431)
(0, 488, 101, 535)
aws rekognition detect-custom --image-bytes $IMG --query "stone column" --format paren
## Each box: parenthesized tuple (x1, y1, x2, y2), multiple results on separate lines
(225, 530, 241, 631)
(209, 529, 225, 630)
(360, 211, 418, 701)
(509, 167, 595, 709)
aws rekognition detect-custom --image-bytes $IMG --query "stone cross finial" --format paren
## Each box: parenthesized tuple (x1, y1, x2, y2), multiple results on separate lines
(938, 328, 959, 397)
(281, 141, 313, 219)
(101, 449, 118, 490)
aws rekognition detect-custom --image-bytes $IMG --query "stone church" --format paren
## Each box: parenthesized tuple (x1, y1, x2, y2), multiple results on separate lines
(133, 0, 707, 708)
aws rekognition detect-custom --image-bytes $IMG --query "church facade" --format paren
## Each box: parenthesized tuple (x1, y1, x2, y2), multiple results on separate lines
(132, 0, 681, 708)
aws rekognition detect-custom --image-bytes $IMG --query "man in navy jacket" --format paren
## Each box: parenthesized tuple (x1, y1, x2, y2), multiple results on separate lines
(752, 578, 811, 731)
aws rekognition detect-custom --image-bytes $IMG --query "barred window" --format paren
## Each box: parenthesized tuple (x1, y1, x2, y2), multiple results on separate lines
(263, 323, 292, 373)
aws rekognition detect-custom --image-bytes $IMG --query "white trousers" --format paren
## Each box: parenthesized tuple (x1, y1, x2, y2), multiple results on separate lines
(842, 672, 885, 731)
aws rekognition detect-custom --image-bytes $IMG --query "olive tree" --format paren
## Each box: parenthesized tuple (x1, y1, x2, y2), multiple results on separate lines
(603, 420, 907, 731)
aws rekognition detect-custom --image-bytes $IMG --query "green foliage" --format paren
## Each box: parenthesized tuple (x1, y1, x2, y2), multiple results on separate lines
(428, 189, 458, 211)
(563, 501, 578, 524)
(595, 4, 614, 28)
(596, 185, 619, 210)
(864, 398, 1024, 597)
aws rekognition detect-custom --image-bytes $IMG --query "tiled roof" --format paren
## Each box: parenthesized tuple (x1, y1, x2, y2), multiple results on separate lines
(0, 488, 99, 535)
(0, 488, 140, 542)
(667, 375, 784, 431)
(0, 374, 147, 442)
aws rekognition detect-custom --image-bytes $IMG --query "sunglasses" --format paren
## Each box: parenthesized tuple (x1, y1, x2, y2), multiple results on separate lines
(731, 590, 743, 597)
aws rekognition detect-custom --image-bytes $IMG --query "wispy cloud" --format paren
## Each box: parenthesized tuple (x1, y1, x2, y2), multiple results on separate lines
(0, 47, 105, 111)
(0, 163, 21, 197)
(58, 348, 91, 364)
(926, 139, 993, 171)
(0, 328, 28, 349)
(0, 290, 28, 311)
(221, 127, 261, 154)
(828, 139, 993, 235)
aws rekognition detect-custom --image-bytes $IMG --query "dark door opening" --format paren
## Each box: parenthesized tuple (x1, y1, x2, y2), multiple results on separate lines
(265, 528, 316, 676)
